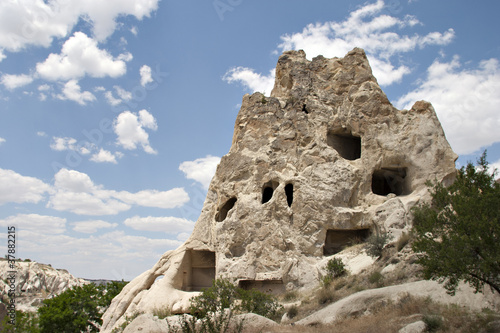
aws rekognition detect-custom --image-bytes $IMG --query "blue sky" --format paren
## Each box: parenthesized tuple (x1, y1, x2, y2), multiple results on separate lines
(0, 0, 499, 280)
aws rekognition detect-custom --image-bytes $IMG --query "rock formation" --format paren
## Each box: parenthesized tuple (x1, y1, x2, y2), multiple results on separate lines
(0, 259, 87, 312)
(100, 48, 457, 332)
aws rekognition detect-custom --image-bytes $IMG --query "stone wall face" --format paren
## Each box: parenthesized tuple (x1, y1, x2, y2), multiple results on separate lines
(100, 48, 457, 333)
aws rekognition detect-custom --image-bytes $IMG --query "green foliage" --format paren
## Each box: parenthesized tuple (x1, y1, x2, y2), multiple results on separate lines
(38, 280, 127, 333)
(423, 314, 443, 332)
(321, 275, 333, 288)
(412, 151, 500, 295)
(325, 257, 347, 278)
(368, 271, 384, 287)
(237, 289, 282, 319)
(189, 279, 238, 319)
(365, 231, 393, 258)
(0, 310, 39, 333)
(286, 305, 298, 319)
(184, 279, 281, 332)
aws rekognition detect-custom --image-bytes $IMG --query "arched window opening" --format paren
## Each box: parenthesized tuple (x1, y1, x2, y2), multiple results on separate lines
(285, 183, 294, 207)
(215, 197, 237, 222)
(327, 130, 361, 160)
(371, 167, 408, 196)
(262, 180, 279, 204)
(323, 229, 370, 255)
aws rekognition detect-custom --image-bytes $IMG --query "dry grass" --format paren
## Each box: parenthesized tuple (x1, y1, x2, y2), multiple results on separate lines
(244, 294, 500, 333)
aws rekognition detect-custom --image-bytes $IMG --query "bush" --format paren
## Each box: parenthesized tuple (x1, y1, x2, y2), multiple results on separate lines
(368, 271, 384, 287)
(287, 306, 298, 319)
(237, 289, 282, 319)
(38, 280, 127, 333)
(423, 314, 443, 332)
(185, 279, 282, 333)
(190, 279, 238, 319)
(325, 257, 347, 278)
(321, 275, 333, 288)
(365, 232, 393, 258)
(1, 310, 40, 333)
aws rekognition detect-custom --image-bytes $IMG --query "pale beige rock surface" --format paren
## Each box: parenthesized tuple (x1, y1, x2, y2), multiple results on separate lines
(296, 280, 500, 326)
(398, 320, 427, 333)
(100, 48, 458, 332)
(0, 259, 87, 312)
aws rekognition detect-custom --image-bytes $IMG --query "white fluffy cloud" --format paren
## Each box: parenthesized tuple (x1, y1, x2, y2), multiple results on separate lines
(50, 136, 92, 155)
(90, 149, 122, 164)
(224, 1, 454, 91)
(47, 168, 189, 215)
(114, 86, 132, 101)
(140, 65, 153, 87)
(0, 214, 66, 234)
(115, 188, 190, 209)
(124, 216, 195, 234)
(396, 56, 500, 155)
(105, 91, 122, 106)
(0, 137, 5, 145)
(57, 80, 96, 105)
(223, 67, 275, 95)
(0, 73, 34, 90)
(0, 0, 159, 55)
(276, 0, 454, 86)
(114, 109, 158, 154)
(179, 155, 221, 189)
(72, 220, 118, 233)
(0, 169, 51, 205)
(36, 32, 130, 81)
(4, 229, 182, 279)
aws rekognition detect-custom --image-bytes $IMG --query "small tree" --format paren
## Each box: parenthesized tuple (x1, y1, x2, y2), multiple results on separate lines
(325, 257, 347, 278)
(365, 231, 393, 258)
(412, 152, 500, 295)
(38, 280, 127, 333)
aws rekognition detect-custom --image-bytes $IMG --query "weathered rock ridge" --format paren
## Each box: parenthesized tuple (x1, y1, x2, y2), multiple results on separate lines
(0, 259, 87, 312)
(100, 48, 457, 332)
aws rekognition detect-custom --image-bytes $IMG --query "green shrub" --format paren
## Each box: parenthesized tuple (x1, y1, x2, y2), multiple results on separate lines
(423, 314, 443, 332)
(237, 288, 282, 319)
(365, 232, 393, 258)
(368, 271, 384, 287)
(190, 279, 238, 319)
(326, 257, 347, 278)
(38, 281, 127, 333)
(287, 306, 298, 319)
(186, 279, 282, 333)
(321, 275, 333, 288)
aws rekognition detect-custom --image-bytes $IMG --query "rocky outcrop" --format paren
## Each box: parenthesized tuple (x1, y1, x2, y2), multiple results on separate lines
(0, 259, 87, 312)
(297, 280, 500, 326)
(100, 48, 457, 332)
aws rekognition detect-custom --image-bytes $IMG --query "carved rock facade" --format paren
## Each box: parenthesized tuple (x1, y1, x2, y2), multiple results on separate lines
(101, 48, 457, 332)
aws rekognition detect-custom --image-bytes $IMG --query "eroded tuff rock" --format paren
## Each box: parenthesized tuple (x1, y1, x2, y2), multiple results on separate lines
(0, 259, 87, 312)
(100, 48, 457, 332)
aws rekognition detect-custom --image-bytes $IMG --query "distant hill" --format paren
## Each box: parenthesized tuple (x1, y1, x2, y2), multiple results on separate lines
(0, 258, 87, 312)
